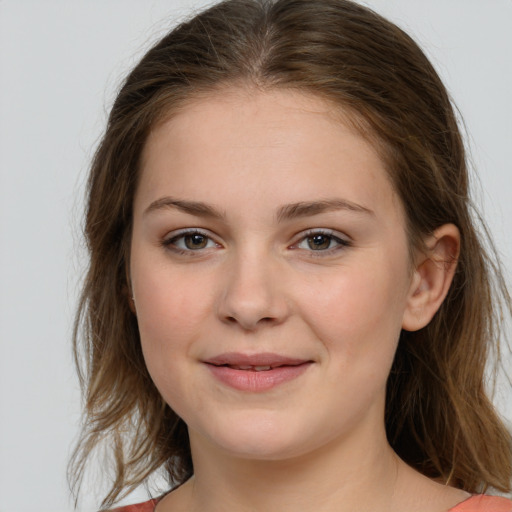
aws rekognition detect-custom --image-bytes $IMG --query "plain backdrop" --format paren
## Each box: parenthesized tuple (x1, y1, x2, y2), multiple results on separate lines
(0, 1, 511, 511)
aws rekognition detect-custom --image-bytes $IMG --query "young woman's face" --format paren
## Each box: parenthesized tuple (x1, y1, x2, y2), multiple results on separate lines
(130, 89, 417, 461)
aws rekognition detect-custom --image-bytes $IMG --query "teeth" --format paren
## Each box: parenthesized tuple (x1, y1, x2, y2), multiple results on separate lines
(229, 365, 273, 371)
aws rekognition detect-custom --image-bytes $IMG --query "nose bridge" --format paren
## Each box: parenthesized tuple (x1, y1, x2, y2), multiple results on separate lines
(218, 241, 288, 330)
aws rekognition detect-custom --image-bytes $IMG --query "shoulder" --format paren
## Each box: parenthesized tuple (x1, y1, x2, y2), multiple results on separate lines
(108, 498, 159, 512)
(450, 495, 512, 512)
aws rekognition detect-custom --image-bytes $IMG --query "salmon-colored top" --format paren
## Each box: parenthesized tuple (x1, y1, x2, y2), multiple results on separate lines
(449, 495, 512, 511)
(110, 498, 159, 512)
(110, 495, 512, 511)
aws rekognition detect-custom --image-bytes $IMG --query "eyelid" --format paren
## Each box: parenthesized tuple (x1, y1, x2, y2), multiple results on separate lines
(290, 228, 352, 254)
(161, 228, 222, 253)
(160, 227, 351, 256)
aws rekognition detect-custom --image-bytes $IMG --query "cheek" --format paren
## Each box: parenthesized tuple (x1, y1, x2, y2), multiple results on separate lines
(300, 256, 409, 367)
(133, 268, 212, 411)
(132, 259, 215, 365)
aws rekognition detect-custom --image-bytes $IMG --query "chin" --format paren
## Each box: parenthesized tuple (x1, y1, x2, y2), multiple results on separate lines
(216, 436, 307, 461)
(192, 411, 324, 462)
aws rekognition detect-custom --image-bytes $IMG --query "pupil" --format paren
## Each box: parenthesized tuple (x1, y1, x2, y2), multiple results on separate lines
(185, 234, 207, 249)
(308, 235, 330, 250)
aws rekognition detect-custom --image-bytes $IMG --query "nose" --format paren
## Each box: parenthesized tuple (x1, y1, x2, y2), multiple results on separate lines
(217, 250, 290, 331)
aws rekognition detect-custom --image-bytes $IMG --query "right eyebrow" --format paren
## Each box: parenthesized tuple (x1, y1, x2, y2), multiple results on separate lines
(143, 196, 225, 219)
(276, 198, 374, 222)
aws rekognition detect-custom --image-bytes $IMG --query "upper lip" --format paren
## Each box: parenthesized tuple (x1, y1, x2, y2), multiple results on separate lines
(204, 352, 311, 368)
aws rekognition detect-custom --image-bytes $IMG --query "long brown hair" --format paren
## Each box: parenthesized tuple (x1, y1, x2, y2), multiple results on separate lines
(70, 0, 512, 507)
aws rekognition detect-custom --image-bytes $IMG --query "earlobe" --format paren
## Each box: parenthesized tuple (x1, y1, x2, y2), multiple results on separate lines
(124, 281, 137, 314)
(128, 295, 137, 314)
(125, 262, 137, 315)
(402, 223, 460, 332)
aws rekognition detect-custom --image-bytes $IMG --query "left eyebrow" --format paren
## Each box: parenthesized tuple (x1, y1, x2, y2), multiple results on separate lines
(144, 197, 225, 219)
(276, 199, 374, 222)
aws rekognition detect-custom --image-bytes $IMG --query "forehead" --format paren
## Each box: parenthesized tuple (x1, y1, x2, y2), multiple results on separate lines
(145, 87, 376, 162)
(138, 88, 402, 222)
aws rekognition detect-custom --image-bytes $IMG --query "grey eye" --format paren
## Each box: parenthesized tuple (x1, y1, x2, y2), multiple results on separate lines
(294, 230, 350, 253)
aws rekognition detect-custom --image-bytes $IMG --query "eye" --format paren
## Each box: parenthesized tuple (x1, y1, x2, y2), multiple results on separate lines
(294, 230, 351, 253)
(163, 229, 219, 253)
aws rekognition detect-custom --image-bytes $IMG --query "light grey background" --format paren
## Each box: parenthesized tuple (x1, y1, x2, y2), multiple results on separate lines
(0, 1, 510, 511)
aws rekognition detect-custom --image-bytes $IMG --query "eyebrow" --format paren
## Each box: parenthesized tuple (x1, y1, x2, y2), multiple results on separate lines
(144, 196, 373, 221)
(276, 199, 374, 222)
(144, 197, 225, 219)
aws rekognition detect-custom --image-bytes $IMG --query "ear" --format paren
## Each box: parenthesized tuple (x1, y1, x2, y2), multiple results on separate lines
(128, 293, 137, 314)
(124, 283, 137, 314)
(124, 244, 137, 314)
(402, 223, 460, 332)
(124, 267, 137, 315)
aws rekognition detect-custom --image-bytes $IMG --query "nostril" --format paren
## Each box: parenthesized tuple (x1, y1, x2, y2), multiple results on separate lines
(226, 315, 275, 325)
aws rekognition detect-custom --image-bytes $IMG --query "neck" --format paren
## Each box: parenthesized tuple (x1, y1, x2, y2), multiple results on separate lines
(184, 424, 400, 512)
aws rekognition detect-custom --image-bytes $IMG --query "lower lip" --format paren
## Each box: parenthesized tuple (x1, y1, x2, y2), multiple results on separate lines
(205, 363, 312, 392)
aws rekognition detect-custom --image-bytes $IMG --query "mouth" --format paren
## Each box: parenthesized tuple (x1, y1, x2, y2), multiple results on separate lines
(204, 352, 311, 369)
(211, 364, 283, 372)
(203, 353, 313, 391)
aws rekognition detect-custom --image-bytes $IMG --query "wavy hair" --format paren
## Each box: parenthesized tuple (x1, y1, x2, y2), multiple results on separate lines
(70, 0, 512, 507)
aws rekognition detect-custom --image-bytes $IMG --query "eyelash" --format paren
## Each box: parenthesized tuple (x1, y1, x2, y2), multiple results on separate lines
(292, 229, 352, 256)
(161, 229, 352, 256)
(161, 229, 220, 255)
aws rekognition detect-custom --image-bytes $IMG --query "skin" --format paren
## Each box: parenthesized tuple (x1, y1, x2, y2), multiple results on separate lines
(130, 88, 465, 512)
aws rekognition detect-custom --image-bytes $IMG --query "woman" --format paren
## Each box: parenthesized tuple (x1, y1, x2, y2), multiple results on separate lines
(70, 1, 512, 510)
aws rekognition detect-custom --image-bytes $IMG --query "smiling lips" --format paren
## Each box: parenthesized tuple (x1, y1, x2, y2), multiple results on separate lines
(204, 353, 313, 391)
(220, 365, 275, 371)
